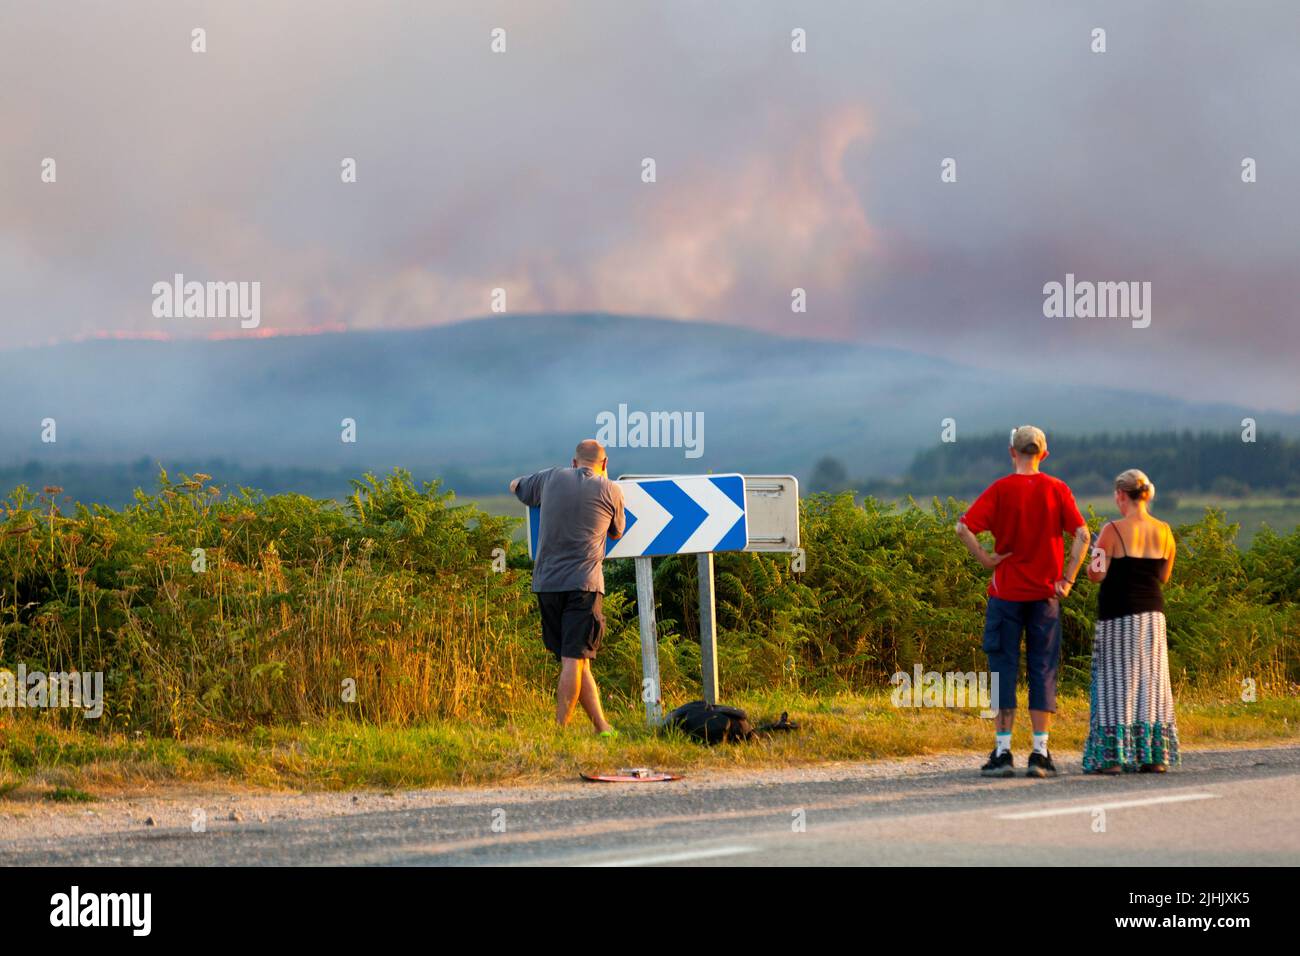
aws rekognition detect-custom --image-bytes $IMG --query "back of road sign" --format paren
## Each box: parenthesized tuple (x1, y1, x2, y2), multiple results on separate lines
(526, 474, 747, 560)
(739, 475, 800, 552)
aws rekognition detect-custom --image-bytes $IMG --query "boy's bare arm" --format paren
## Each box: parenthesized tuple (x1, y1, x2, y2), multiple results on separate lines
(955, 521, 1010, 571)
(1056, 525, 1091, 597)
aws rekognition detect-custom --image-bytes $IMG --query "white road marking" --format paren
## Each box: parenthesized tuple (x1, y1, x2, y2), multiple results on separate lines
(997, 792, 1220, 820)
(581, 845, 758, 867)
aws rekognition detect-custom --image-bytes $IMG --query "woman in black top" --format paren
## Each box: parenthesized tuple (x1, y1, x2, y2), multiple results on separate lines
(1082, 469, 1179, 774)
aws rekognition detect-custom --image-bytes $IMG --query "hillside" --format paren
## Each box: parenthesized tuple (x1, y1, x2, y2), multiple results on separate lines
(0, 314, 1292, 491)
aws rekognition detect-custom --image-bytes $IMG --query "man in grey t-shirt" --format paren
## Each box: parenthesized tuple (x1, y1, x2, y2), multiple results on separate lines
(511, 439, 625, 732)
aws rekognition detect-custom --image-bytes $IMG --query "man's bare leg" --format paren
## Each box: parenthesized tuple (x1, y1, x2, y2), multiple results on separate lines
(577, 660, 613, 734)
(1030, 709, 1051, 733)
(556, 657, 583, 727)
(996, 708, 1015, 733)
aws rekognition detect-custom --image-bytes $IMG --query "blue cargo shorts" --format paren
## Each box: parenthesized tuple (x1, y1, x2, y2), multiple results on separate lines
(981, 596, 1062, 713)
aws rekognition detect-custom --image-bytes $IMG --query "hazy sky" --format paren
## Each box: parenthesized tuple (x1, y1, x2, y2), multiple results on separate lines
(3, 1, 1298, 410)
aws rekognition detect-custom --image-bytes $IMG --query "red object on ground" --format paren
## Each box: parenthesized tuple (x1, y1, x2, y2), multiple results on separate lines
(580, 770, 681, 783)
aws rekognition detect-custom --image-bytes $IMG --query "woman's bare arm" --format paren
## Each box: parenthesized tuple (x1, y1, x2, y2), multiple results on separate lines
(1160, 522, 1176, 583)
(1087, 523, 1113, 583)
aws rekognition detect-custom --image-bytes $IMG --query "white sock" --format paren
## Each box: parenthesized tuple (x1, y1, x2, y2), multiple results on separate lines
(1032, 732, 1049, 756)
(995, 732, 1012, 755)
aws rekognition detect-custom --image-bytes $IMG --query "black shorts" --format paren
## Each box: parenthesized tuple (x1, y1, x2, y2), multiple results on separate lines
(536, 591, 604, 661)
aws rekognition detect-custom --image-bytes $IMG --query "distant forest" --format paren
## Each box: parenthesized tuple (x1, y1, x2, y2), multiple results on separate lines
(2, 430, 1297, 509)
(0, 458, 497, 509)
(814, 431, 1300, 500)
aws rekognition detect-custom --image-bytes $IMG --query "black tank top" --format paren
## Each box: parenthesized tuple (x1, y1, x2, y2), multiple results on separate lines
(1097, 523, 1167, 621)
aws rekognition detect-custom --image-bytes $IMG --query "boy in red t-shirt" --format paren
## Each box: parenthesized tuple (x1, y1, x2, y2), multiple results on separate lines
(956, 426, 1090, 778)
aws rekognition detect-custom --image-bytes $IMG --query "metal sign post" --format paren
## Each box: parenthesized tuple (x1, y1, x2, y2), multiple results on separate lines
(693, 475, 799, 705)
(697, 552, 720, 704)
(634, 556, 663, 725)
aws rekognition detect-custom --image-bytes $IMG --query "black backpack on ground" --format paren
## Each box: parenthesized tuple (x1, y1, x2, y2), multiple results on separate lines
(663, 700, 754, 744)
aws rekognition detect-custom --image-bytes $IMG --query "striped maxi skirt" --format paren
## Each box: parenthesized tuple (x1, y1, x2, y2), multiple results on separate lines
(1082, 611, 1180, 772)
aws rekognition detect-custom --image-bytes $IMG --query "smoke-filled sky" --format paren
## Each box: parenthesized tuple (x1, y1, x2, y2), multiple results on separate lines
(2, 1, 1298, 410)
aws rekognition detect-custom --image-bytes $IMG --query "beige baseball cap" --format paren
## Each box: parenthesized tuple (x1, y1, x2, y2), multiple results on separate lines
(1010, 425, 1047, 455)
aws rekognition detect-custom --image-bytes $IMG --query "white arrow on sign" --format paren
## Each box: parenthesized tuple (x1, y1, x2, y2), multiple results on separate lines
(679, 476, 745, 554)
(606, 482, 672, 560)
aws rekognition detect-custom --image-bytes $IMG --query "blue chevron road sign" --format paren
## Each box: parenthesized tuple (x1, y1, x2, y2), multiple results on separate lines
(526, 474, 747, 560)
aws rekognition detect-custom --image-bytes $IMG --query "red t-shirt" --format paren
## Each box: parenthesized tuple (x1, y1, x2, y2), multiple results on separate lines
(961, 472, 1085, 601)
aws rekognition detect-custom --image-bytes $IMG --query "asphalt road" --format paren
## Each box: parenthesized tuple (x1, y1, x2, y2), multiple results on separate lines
(2, 746, 1296, 866)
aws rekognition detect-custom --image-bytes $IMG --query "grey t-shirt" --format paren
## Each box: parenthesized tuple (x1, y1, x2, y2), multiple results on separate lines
(513, 466, 625, 593)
